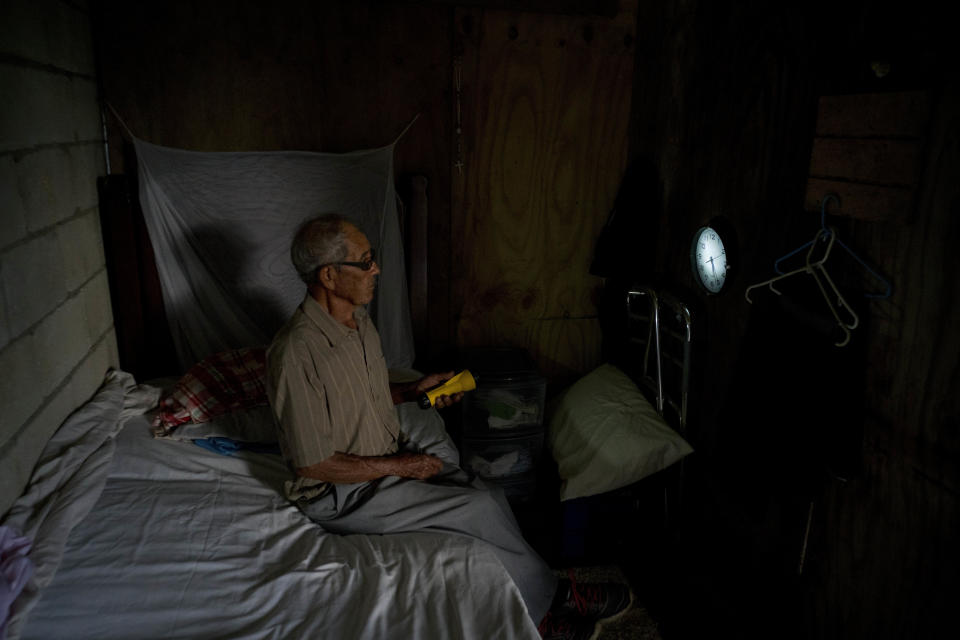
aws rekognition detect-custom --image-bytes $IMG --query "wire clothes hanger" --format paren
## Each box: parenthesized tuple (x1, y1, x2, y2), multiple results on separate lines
(744, 194, 891, 347)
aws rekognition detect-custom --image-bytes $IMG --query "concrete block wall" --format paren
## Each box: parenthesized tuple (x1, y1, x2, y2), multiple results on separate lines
(0, 0, 119, 517)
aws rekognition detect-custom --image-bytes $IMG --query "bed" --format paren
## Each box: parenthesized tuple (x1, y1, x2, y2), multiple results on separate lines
(1, 372, 536, 638)
(1, 139, 541, 640)
(4, 370, 537, 640)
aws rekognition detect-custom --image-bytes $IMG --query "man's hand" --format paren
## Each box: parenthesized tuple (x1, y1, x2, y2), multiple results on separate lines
(391, 452, 444, 480)
(414, 371, 464, 409)
(389, 371, 466, 407)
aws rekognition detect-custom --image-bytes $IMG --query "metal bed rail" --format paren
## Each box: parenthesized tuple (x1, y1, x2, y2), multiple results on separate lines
(626, 287, 662, 413)
(626, 285, 693, 531)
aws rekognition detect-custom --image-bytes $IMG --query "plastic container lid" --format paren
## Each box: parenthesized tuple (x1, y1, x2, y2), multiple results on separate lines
(457, 347, 544, 385)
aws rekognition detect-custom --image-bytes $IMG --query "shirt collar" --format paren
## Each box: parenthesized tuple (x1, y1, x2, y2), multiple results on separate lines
(300, 295, 367, 346)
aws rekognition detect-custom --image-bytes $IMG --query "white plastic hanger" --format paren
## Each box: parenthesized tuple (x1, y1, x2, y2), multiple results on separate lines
(772, 195, 892, 298)
(745, 226, 859, 347)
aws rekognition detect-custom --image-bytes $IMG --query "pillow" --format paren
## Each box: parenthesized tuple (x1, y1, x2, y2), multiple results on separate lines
(152, 347, 273, 442)
(158, 404, 280, 444)
(151, 360, 456, 453)
(547, 363, 693, 501)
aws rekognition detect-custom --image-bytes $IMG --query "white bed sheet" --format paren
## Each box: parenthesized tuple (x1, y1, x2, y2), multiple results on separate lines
(14, 376, 537, 640)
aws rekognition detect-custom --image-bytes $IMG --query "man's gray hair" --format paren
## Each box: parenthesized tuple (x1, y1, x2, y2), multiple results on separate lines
(291, 214, 350, 284)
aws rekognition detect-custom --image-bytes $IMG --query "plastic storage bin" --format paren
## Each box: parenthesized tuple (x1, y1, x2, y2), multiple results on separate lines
(459, 348, 546, 437)
(458, 348, 546, 503)
(461, 432, 543, 481)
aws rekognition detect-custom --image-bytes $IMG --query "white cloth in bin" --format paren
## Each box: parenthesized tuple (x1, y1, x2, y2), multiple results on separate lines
(483, 389, 540, 429)
(467, 449, 535, 478)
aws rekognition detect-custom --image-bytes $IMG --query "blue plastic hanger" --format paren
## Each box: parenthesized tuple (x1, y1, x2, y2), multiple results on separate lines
(746, 225, 859, 346)
(773, 194, 892, 299)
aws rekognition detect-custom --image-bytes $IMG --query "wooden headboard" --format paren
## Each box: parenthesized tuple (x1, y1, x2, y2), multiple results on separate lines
(97, 156, 431, 381)
(97, 170, 179, 380)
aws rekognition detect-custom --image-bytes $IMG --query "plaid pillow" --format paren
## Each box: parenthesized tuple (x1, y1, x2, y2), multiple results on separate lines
(152, 347, 268, 437)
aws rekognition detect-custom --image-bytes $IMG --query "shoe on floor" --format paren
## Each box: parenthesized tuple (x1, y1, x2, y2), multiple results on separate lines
(555, 571, 631, 620)
(538, 610, 596, 640)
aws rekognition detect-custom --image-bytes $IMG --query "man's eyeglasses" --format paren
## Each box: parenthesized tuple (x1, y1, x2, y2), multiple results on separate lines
(321, 249, 377, 272)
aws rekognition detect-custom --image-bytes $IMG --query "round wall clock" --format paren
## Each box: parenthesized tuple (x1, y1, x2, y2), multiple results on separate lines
(690, 225, 730, 294)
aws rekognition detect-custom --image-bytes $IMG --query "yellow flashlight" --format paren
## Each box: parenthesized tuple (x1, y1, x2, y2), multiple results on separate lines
(418, 370, 477, 409)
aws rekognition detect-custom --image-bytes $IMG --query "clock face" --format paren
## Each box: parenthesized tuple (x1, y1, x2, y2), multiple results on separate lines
(691, 226, 728, 294)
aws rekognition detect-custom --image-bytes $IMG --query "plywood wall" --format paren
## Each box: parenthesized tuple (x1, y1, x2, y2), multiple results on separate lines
(96, 0, 638, 379)
(451, 5, 637, 383)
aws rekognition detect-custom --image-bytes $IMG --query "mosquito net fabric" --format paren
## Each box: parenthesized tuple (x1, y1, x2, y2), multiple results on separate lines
(133, 138, 414, 371)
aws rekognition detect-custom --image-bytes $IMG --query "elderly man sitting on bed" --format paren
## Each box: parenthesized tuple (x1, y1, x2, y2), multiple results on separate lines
(265, 214, 628, 640)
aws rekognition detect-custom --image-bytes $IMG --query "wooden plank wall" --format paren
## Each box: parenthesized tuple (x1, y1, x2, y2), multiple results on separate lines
(804, 91, 930, 222)
(809, 86, 960, 640)
(92, 1, 958, 637)
(626, 2, 959, 639)
(451, 5, 637, 385)
(94, 0, 634, 376)
(95, 0, 453, 366)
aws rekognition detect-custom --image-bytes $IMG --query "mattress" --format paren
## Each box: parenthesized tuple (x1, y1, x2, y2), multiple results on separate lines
(6, 372, 537, 640)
